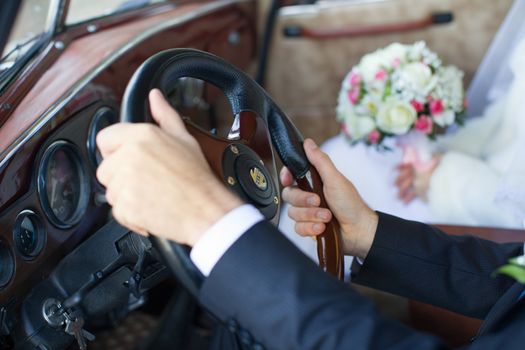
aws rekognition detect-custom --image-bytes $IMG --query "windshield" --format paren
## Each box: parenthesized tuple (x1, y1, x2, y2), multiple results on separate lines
(1, 0, 169, 87)
(0, 0, 53, 73)
(66, 0, 167, 25)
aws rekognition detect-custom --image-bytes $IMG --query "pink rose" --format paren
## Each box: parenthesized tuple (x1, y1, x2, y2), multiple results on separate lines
(349, 72, 361, 86)
(414, 115, 433, 134)
(410, 100, 424, 113)
(367, 130, 381, 144)
(374, 69, 387, 81)
(430, 99, 444, 115)
(348, 89, 360, 104)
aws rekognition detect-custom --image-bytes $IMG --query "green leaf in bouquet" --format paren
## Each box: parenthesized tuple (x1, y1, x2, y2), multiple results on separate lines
(359, 84, 366, 103)
(494, 264, 525, 284)
(382, 80, 392, 101)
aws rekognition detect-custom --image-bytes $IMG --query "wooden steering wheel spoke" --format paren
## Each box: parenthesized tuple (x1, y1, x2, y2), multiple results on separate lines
(183, 119, 231, 179)
(239, 111, 273, 162)
(183, 111, 276, 184)
(297, 170, 344, 280)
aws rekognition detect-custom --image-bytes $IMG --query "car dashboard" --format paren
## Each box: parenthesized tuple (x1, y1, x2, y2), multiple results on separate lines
(0, 1, 255, 348)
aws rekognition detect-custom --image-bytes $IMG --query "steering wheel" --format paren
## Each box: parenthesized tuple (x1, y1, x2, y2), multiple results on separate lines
(120, 49, 344, 298)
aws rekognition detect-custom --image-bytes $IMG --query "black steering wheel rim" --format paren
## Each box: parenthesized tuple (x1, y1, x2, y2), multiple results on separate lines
(122, 49, 310, 177)
(120, 48, 343, 299)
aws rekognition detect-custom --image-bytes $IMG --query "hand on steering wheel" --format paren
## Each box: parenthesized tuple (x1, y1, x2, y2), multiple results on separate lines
(97, 90, 243, 246)
(100, 49, 344, 297)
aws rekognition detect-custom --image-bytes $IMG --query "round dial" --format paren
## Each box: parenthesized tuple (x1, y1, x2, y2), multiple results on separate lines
(13, 210, 45, 259)
(0, 242, 15, 289)
(38, 141, 90, 228)
(87, 107, 117, 168)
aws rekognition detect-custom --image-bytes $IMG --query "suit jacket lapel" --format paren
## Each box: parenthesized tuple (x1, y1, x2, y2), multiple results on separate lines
(477, 282, 524, 336)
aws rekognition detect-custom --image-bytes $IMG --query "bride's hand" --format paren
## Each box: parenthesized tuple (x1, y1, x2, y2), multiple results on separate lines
(396, 155, 441, 203)
(396, 164, 417, 203)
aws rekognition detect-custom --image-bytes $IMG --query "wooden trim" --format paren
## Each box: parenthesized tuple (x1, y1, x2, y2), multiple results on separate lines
(0, 0, 200, 124)
(0, 0, 256, 310)
(435, 224, 525, 243)
(0, 2, 217, 155)
(409, 301, 482, 347)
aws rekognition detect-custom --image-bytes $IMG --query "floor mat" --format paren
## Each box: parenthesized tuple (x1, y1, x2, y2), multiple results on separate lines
(87, 312, 157, 350)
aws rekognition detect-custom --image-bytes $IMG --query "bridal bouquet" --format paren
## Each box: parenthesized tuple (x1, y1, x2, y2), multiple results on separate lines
(336, 41, 466, 150)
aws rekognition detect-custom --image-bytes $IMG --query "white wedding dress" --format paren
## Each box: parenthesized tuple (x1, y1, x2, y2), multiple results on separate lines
(278, 0, 525, 267)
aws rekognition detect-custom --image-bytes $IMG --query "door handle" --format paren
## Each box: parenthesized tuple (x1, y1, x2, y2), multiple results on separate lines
(283, 12, 453, 39)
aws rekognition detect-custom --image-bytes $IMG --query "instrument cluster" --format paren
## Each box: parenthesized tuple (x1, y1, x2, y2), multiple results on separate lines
(0, 104, 118, 292)
(38, 140, 90, 229)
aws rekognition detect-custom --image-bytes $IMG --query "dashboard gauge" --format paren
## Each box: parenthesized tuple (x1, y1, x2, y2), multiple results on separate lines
(0, 241, 15, 289)
(38, 141, 90, 229)
(87, 107, 118, 168)
(13, 210, 45, 260)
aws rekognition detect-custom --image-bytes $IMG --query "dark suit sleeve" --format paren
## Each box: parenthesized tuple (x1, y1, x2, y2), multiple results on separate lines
(198, 221, 446, 350)
(351, 212, 523, 319)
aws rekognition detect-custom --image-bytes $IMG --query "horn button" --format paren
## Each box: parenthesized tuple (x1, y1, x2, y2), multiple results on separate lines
(223, 144, 278, 219)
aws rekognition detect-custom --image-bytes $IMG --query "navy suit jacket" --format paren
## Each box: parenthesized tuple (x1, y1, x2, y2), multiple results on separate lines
(199, 212, 525, 349)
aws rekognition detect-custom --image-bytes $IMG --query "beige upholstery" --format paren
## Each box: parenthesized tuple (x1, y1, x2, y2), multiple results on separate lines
(264, 0, 513, 143)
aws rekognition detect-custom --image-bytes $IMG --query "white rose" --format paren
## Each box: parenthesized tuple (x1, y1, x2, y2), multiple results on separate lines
(380, 43, 407, 65)
(376, 99, 417, 135)
(344, 114, 376, 140)
(407, 41, 426, 61)
(359, 53, 388, 82)
(360, 95, 381, 115)
(337, 101, 375, 140)
(400, 62, 435, 93)
(433, 110, 455, 127)
(367, 80, 387, 100)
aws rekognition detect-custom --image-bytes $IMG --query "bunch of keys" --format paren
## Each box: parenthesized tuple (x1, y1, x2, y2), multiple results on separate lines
(42, 298, 95, 349)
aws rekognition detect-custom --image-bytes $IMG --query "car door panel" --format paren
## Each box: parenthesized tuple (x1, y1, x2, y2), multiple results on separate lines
(265, 0, 513, 142)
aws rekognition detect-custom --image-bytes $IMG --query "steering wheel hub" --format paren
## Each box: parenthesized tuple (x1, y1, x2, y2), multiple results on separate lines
(223, 143, 277, 219)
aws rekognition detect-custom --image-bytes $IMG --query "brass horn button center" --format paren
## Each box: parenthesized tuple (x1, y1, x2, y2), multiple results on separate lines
(233, 154, 274, 206)
(222, 143, 278, 220)
(249, 166, 268, 191)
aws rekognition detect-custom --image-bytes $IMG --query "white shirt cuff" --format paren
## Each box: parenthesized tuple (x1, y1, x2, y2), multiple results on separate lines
(190, 204, 264, 276)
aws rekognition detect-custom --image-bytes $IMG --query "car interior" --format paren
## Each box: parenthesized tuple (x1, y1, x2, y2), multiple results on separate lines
(0, 0, 522, 349)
